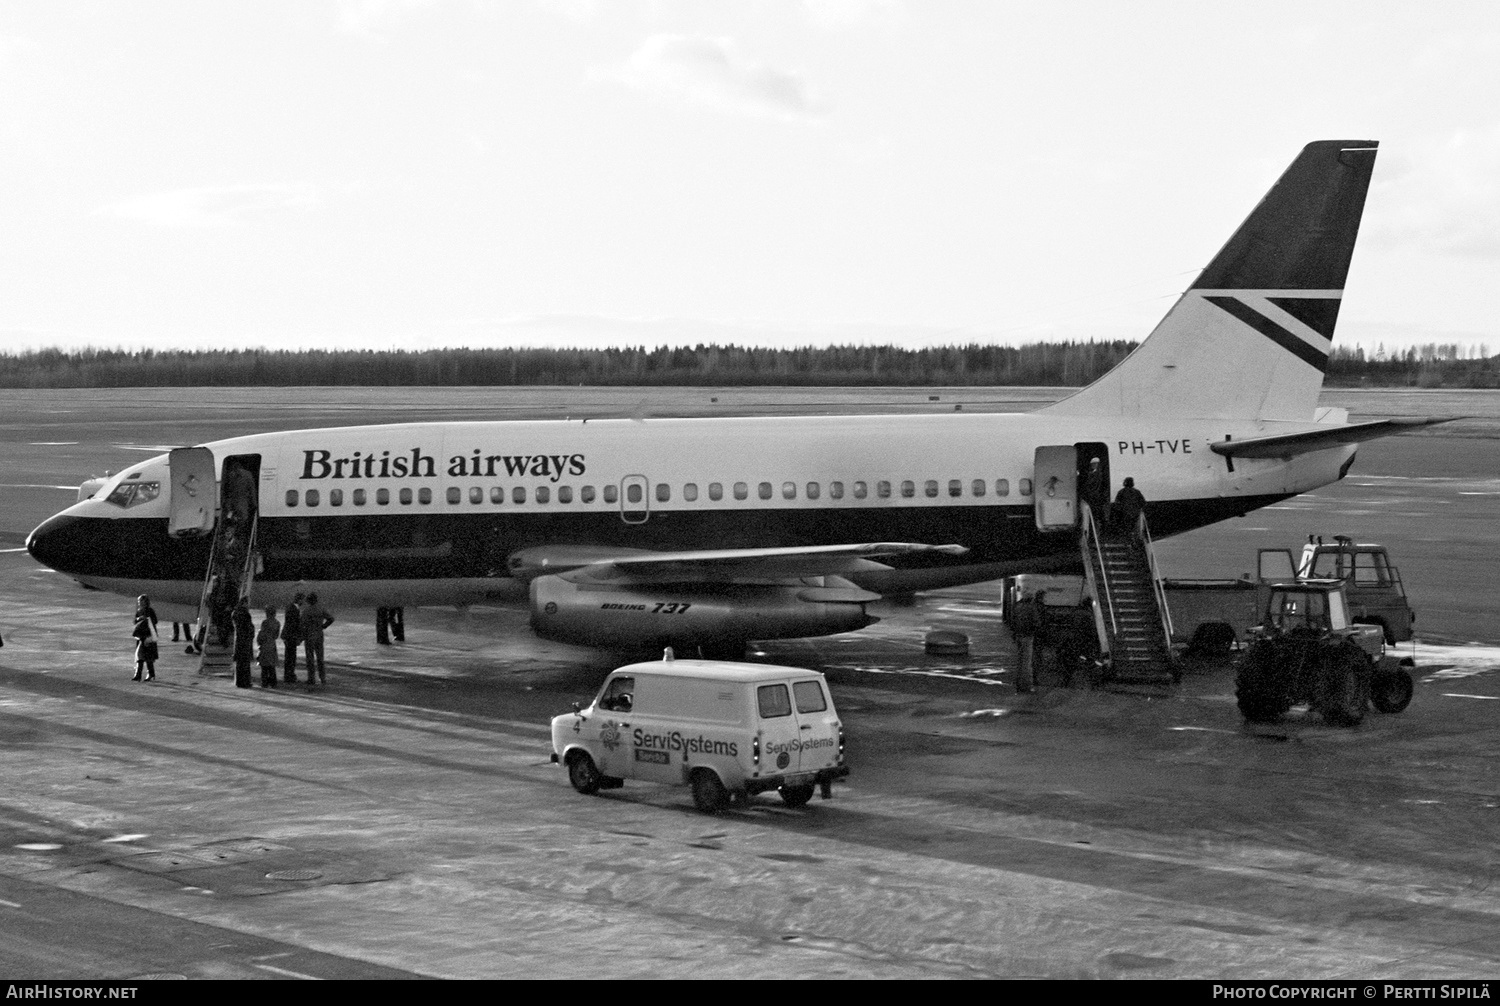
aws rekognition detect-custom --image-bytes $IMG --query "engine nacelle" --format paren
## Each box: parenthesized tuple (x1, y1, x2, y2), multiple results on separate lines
(529, 575, 874, 649)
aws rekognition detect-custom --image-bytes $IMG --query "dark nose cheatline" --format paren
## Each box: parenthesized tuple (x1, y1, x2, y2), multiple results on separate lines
(25, 512, 78, 572)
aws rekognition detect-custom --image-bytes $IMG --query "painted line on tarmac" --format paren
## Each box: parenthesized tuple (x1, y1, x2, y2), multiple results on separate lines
(1441, 693, 1500, 701)
(254, 963, 323, 980)
(0, 898, 22, 909)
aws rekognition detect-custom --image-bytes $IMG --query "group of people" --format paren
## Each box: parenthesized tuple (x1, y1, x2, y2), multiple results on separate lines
(129, 592, 334, 690)
(233, 592, 334, 689)
(1007, 589, 1102, 692)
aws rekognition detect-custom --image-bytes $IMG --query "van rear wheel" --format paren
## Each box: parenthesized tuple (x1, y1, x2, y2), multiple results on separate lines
(566, 751, 603, 795)
(779, 783, 816, 808)
(690, 769, 729, 813)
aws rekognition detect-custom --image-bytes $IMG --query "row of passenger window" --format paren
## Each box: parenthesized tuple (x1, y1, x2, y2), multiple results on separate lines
(284, 478, 1036, 509)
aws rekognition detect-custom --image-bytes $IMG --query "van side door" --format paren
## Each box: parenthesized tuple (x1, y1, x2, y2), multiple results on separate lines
(592, 673, 638, 778)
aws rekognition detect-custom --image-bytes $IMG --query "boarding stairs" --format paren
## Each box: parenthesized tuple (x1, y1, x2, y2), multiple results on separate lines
(1080, 505, 1176, 684)
(193, 514, 260, 677)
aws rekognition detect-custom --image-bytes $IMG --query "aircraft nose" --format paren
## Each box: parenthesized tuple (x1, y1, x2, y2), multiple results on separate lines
(26, 512, 84, 574)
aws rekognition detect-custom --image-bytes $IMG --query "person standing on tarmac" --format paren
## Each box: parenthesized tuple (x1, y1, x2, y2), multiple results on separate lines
(131, 595, 159, 682)
(281, 593, 304, 683)
(232, 600, 254, 689)
(1010, 589, 1043, 693)
(257, 607, 281, 688)
(301, 593, 334, 688)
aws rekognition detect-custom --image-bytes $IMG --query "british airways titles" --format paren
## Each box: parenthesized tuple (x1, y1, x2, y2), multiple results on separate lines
(301, 449, 587, 483)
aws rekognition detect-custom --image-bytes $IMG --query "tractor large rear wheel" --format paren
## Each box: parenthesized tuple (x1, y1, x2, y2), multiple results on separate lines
(1235, 641, 1294, 723)
(1317, 644, 1369, 727)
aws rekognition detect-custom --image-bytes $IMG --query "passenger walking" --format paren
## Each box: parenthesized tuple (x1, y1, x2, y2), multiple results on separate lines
(232, 600, 254, 689)
(257, 607, 280, 688)
(131, 595, 159, 682)
(281, 593, 304, 683)
(1080, 456, 1110, 525)
(301, 592, 334, 688)
(1113, 476, 1147, 537)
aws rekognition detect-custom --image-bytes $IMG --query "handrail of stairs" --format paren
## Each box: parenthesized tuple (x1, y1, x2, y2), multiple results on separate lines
(1138, 512, 1175, 654)
(1079, 503, 1118, 647)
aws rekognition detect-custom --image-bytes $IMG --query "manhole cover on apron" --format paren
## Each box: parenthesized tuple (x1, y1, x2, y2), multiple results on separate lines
(266, 869, 323, 881)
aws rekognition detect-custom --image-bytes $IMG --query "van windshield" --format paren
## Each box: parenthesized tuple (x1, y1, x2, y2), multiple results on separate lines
(598, 676, 634, 712)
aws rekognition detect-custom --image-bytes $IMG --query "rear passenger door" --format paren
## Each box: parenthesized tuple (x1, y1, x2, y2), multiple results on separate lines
(756, 682, 802, 777)
(791, 678, 840, 775)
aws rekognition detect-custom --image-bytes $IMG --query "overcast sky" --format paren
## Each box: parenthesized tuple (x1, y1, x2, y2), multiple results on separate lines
(1, 1, 1496, 356)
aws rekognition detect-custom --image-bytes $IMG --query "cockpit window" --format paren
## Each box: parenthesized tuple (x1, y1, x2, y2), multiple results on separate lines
(104, 482, 161, 508)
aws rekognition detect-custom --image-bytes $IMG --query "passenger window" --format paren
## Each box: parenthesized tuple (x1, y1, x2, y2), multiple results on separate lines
(285, 490, 298, 507)
(536, 486, 550, 503)
(655, 483, 670, 503)
(793, 680, 827, 713)
(806, 482, 820, 500)
(901, 480, 915, 498)
(399, 488, 412, 505)
(330, 489, 344, 506)
(925, 480, 939, 498)
(782, 481, 796, 500)
(995, 479, 1009, 496)
(1019, 478, 1032, 497)
(829, 481, 844, 500)
(708, 482, 723, 501)
(491, 486, 505, 504)
(377, 488, 391, 505)
(853, 481, 867, 499)
(971, 479, 985, 497)
(558, 486, 573, 503)
(306, 489, 320, 507)
(598, 676, 634, 713)
(448, 487, 461, 504)
(734, 482, 748, 500)
(418, 487, 432, 504)
(353, 489, 367, 506)
(581, 485, 596, 503)
(948, 479, 962, 498)
(876, 481, 891, 499)
(604, 485, 618, 504)
(684, 483, 698, 502)
(627, 483, 642, 504)
(757, 684, 792, 718)
(758, 482, 773, 500)
(513, 487, 527, 504)
(470, 487, 483, 504)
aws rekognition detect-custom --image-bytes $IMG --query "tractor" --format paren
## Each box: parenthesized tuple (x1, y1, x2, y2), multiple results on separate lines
(1235, 580, 1415, 727)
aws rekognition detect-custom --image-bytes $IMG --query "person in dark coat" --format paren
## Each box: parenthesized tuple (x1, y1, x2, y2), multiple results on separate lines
(300, 593, 334, 688)
(1113, 476, 1147, 536)
(1079, 456, 1109, 525)
(1009, 589, 1043, 693)
(257, 607, 281, 688)
(232, 600, 254, 688)
(282, 592, 304, 683)
(131, 594, 159, 682)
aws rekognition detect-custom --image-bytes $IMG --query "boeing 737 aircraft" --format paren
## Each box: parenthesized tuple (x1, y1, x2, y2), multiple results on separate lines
(26, 140, 1445, 653)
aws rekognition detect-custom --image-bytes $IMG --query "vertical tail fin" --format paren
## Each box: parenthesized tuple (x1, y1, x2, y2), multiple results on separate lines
(1042, 140, 1378, 421)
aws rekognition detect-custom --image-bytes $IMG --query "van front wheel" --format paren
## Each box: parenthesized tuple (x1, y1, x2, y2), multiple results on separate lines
(567, 751, 603, 795)
(690, 769, 729, 813)
(779, 783, 816, 808)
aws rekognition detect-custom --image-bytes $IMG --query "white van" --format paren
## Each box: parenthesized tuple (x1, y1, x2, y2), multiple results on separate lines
(550, 657, 848, 812)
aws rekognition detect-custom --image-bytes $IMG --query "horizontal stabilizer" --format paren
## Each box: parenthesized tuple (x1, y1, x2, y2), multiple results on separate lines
(1210, 417, 1455, 460)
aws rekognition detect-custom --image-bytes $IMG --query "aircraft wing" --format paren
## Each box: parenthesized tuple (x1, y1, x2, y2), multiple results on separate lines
(1209, 417, 1456, 460)
(509, 541, 969, 585)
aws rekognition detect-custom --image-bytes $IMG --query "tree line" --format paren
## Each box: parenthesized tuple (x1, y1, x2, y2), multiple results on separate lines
(0, 341, 1493, 388)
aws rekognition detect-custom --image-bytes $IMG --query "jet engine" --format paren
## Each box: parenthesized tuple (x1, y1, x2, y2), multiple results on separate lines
(529, 574, 875, 651)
